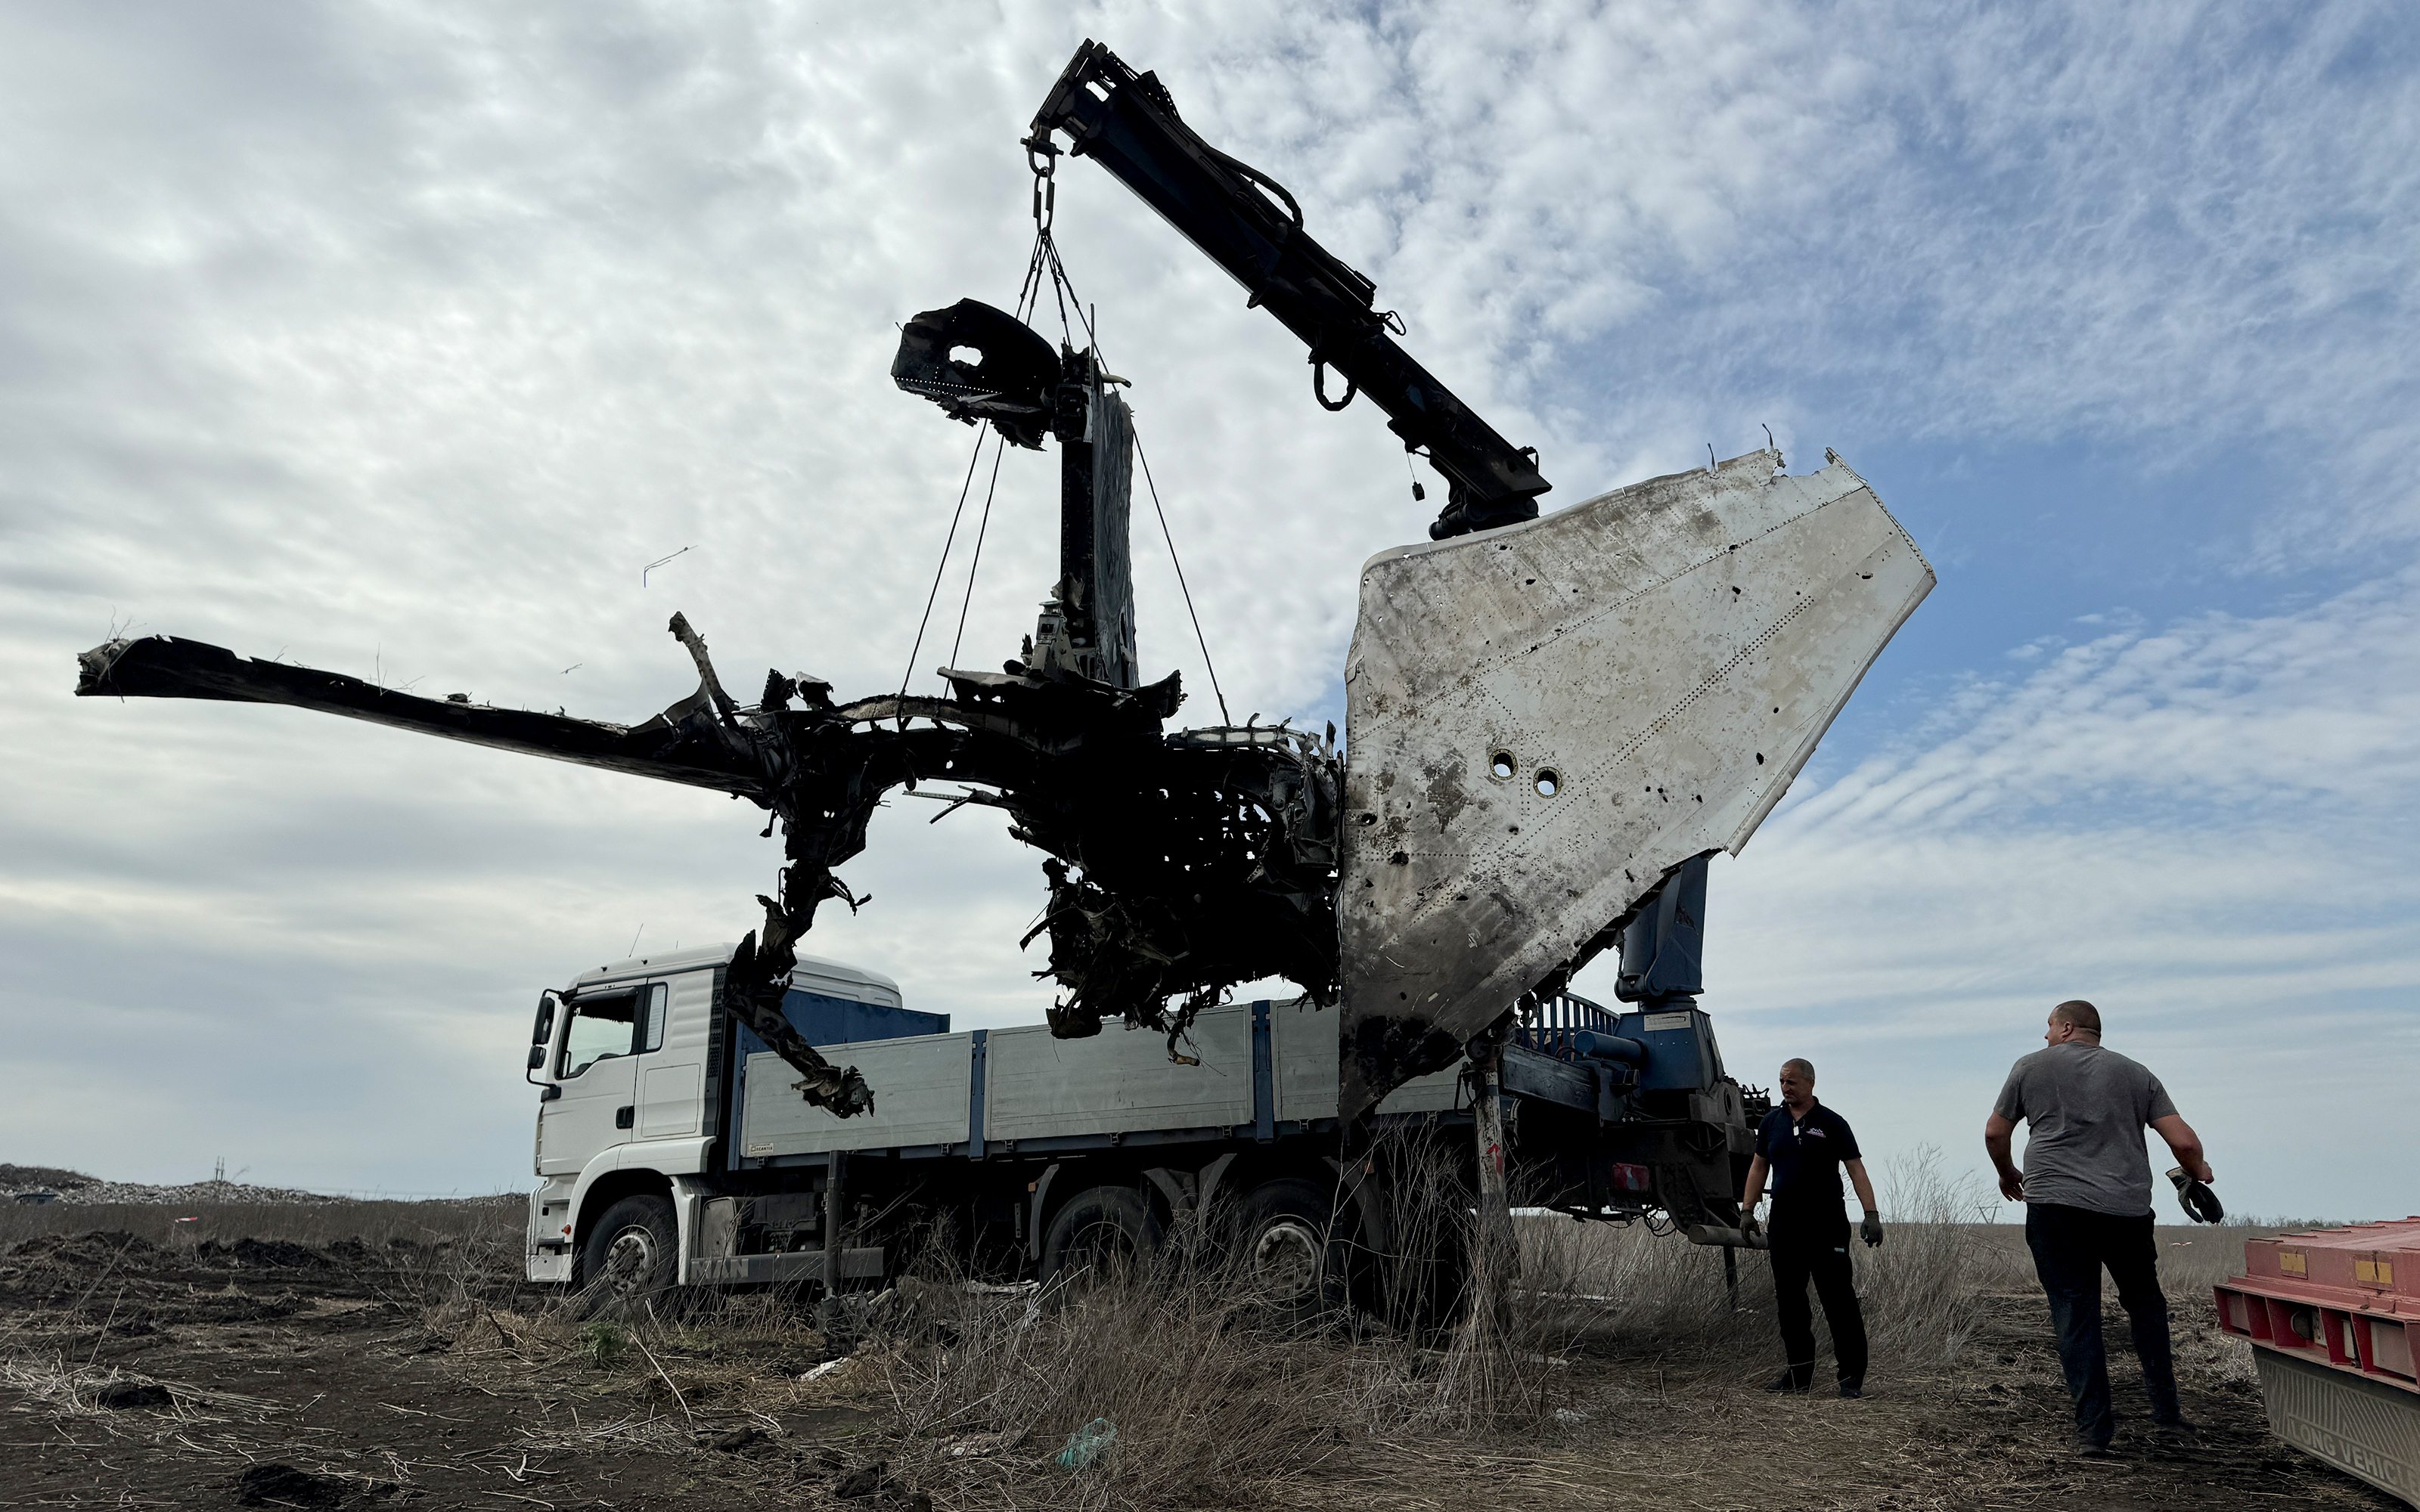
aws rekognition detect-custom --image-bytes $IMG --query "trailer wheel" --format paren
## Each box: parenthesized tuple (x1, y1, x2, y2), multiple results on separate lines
(1038, 1185, 1162, 1290)
(1234, 1178, 1351, 1320)
(578, 1194, 678, 1318)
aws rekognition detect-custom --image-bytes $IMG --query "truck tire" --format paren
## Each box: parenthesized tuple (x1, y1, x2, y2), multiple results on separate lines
(1038, 1185, 1162, 1290)
(1233, 1178, 1351, 1321)
(578, 1194, 678, 1318)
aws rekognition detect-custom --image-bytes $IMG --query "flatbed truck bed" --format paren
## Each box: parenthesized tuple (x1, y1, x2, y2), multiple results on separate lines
(525, 941, 1761, 1311)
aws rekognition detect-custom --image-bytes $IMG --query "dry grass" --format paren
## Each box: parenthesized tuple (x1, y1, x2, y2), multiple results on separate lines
(871, 1259, 1364, 1507)
(6, 1181, 2356, 1511)
(0, 1194, 522, 1251)
(845, 1143, 2015, 1510)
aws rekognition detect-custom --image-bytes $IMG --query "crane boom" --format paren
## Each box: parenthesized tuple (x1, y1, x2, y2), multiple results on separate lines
(1030, 40, 1550, 540)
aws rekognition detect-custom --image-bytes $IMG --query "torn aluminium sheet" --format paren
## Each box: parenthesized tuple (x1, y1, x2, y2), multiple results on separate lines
(1336, 449, 1934, 1118)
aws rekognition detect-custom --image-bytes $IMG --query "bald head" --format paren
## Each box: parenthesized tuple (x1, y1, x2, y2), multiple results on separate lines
(2049, 1000, 2102, 1036)
(1776, 1057, 1816, 1112)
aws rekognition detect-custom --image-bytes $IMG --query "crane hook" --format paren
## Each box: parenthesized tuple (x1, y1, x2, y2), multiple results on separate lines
(1312, 357, 1357, 413)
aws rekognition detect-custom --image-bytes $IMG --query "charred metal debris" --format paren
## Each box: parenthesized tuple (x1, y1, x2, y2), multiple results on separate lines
(71, 39, 1461, 1114)
(76, 612, 1344, 1112)
(73, 257, 1350, 1107)
(73, 40, 1934, 1128)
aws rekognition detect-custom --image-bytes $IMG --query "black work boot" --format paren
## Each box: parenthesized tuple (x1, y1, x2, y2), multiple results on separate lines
(1765, 1368, 1812, 1393)
(1838, 1378, 1865, 1399)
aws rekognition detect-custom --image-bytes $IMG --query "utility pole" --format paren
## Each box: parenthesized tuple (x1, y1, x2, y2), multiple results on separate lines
(1466, 1018, 1516, 1332)
(823, 1150, 848, 1294)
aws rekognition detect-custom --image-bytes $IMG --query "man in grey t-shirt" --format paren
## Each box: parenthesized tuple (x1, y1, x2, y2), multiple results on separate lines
(1984, 999, 2213, 1455)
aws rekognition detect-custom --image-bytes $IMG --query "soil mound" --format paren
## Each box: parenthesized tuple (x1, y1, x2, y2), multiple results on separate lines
(0, 1163, 98, 1191)
(36, 1177, 343, 1206)
(229, 1238, 334, 1269)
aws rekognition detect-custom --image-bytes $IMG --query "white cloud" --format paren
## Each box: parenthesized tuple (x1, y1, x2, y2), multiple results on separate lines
(1653, 565, 2420, 1218)
(1796, 564, 2420, 827)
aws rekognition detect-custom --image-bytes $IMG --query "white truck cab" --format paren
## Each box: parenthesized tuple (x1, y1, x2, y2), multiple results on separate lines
(524, 943, 917, 1290)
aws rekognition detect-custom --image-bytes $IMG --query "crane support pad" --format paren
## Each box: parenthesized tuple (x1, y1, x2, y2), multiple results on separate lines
(1337, 448, 1933, 1118)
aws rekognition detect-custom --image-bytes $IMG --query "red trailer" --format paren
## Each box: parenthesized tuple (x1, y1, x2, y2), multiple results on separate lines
(2214, 1217, 2419, 1503)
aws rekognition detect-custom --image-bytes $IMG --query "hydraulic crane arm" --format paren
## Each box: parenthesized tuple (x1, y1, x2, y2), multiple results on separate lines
(1031, 40, 1550, 540)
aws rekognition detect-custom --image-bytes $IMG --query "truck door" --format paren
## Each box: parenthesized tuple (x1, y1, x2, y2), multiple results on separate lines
(535, 984, 656, 1178)
(631, 974, 702, 1139)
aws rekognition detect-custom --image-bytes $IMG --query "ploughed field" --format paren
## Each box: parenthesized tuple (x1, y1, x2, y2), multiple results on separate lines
(0, 1195, 2397, 1510)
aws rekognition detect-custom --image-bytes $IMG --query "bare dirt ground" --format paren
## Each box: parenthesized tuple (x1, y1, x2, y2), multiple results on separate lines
(0, 1200, 2402, 1510)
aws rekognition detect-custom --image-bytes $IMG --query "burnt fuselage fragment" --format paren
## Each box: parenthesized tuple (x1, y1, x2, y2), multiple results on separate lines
(73, 629, 1343, 1098)
(76, 296, 1351, 1114)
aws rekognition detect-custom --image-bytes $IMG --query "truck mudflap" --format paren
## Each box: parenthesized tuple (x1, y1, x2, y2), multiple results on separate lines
(526, 1177, 578, 1282)
(1336, 449, 1933, 1118)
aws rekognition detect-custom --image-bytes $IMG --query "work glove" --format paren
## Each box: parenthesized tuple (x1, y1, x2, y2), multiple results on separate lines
(1739, 1213, 1764, 1244)
(1860, 1210, 1884, 1247)
(2167, 1168, 2224, 1225)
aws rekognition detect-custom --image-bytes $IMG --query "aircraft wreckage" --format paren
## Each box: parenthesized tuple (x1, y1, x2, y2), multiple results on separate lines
(76, 42, 1932, 1138)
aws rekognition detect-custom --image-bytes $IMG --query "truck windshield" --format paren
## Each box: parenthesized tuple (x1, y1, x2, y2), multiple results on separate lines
(559, 991, 639, 1077)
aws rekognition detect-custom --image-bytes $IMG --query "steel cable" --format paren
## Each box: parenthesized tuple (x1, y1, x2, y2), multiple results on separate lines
(895, 425, 994, 726)
(898, 227, 1054, 716)
(948, 435, 1010, 671)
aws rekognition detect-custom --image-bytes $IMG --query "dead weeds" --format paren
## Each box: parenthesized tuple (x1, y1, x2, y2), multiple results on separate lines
(0, 1188, 2403, 1510)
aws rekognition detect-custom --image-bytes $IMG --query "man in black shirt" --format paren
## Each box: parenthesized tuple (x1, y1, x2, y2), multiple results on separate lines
(1740, 1057, 1883, 1396)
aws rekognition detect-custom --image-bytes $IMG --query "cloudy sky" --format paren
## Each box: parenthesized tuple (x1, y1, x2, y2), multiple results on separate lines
(4, 2, 2413, 1217)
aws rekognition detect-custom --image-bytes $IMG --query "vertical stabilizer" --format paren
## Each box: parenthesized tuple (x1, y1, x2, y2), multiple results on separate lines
(1337, 450, 1933, 1118)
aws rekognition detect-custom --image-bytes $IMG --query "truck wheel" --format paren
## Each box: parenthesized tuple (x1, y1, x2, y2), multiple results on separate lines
(578, 1194, 678, 1318)
(1233, 1178, 1351, 1320)
(1038, 1185, 1162, 1290)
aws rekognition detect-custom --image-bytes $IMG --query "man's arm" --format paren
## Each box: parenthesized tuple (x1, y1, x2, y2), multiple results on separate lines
(1844, 1157, 1883, 1246)
(1844, 1157, 1878, 1213)
(1739, 1153, 1769, 1213)
(1984, 1112, 2024, 1202)
(2150, 1113, 2213, 1183)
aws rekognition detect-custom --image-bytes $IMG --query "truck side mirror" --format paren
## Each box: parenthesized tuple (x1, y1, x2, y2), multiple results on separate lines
(527, 991, 565, 1090)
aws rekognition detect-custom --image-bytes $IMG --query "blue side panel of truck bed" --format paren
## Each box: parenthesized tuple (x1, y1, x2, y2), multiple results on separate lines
(781, 989, 949, 1046)
(733, 990, 949, 1071)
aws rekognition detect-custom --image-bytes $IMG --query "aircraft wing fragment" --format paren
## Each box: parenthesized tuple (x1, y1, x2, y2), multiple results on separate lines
(75, 634, 766, 798)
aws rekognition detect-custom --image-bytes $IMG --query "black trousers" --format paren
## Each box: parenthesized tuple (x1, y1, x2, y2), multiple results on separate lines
(1768, 1216, 1867, 1388)
(2024, 1202, 2180, 1444)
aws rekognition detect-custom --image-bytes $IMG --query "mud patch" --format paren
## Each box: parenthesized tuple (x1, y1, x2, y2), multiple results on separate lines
(232, 1463, 352, 1507)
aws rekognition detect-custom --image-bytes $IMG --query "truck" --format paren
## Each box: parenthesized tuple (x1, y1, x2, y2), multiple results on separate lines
(526, 903, 1766, 1314)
